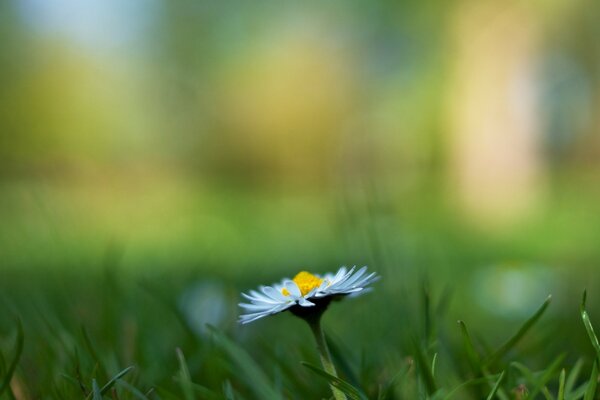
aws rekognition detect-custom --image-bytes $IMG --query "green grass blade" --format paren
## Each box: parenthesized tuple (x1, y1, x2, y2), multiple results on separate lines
(81, 326, 108, 381)
(176, 348, 195, 400)
(486, 370, 505, 400)
(567, 383, 589, 400)
(0, 348, 6, 375)
(99, 366, 135, 395)
(92, 379, 102, 400)
(117, 379, 152, 400)
(0, 319, 24, 397)
(413, 339, 438, 396)
(194, 384, 220, 399)
(377, 361, 412, 400)
(557, 369, 566, 400)
(581, 291, 600, 364)
(510, 362, 539, 400)
(85, 366, 135, 400)
(565, 358, 584, 396)
(485, 295, 552, 367)
(153, 386, 184, 400)
(301, 362, 367, 400)
(223, 380, 236, 400)
(537, 354, 565, 400)
(172, 377, 222, 400)
(207, 325, 282, 400)
(583, 361, 598, 400)
(0, 346, 17, 400)
(326, 333, 361, 388)
(443, 375, 501, 400)
(458, 321, 510, 399)
(511, 354, 565, 400)
(457, 320, 482, 373)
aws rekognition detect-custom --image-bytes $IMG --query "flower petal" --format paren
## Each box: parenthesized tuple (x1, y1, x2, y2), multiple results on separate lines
(298, 297, 315, 307)
(283, 280, 302, 298)
(261, 286, 288, 302)
(238, 302, 275, 312)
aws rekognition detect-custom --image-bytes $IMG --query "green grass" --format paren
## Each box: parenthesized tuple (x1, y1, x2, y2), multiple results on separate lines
(1, 178, 600, 398)
(1, 264, 599, 399)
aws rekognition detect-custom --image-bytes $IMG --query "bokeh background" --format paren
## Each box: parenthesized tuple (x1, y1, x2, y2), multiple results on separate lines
(1, 0, 600, 394)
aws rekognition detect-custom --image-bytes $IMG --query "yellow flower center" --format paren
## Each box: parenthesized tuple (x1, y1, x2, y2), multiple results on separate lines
(282, 271, 323, 296)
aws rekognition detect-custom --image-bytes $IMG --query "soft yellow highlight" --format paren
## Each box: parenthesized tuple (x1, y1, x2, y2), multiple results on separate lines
(282, 271, 324, 296)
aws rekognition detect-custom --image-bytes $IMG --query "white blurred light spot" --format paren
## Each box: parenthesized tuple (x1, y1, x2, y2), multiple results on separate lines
(179, 281, 229, 336)
(15, 0, 158, 55)
(472, 264, 555, 318)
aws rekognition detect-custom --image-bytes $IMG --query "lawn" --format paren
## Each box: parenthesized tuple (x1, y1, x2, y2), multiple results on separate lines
(1, 181, 600, 399)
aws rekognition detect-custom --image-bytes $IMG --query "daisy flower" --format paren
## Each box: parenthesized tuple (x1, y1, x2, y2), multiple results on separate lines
(239, 266, 378, 400)
(239, 266, 378, 324)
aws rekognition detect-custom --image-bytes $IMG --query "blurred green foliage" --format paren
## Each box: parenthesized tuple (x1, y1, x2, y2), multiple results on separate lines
(1, 0, 600, 397)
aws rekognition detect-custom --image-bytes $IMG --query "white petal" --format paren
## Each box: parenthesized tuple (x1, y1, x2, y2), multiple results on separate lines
(261, 286, 288, 302)
(238, 302, 295, 324)
(317, 280, 330, 291)
(317, 266, 379, 297)
(246, 290, 279, 304)
(331, 266, 348, 283)
(305, 287, 319, 299)
(283, 280, 302, 298)
(238, 303, 275, 312)
(242, 292, 274, 304)
(348, 287, 373, 298)
(333, 266, 355, 287)
(239, 311, 270, 323)
(298, 297, 315, 307)
(341, 266, 367, 288)
(354, 272, 378, 288)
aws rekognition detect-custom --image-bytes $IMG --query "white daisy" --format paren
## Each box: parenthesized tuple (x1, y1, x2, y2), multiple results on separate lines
(239, 266, 378, 324)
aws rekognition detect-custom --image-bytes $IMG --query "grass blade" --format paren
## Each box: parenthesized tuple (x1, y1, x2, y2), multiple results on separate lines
(458, 320, 482, 373)
(377, 360, 412, 400)
(223, 380, 236, 400)
(100, 366, 134, 394)
(326, 333, 361, 388)
(443, 375, 501, 400)
(413, 339, 438, 395)
(85, 366, 135, 400)
(565, 358, 584, 396)
(486, 370, 505, 400)
(557, 369, 566, 400)
(485, 295, 551, 367)
(301, 362, 367, 400)
(92, 379, 102, 400)
(511, 354, 565, 400)
(457, 321, 510, 399)
(117, 379, 152, 400)
(566, 383, 588, 400)
(583, 361, 598, 400)
(81, 326, 108, 382)
(581, 291, 600, 364)
(207, 325, 282, 400)
(176, 348, 194, 400)
(0, 319, 24, 397)
(536, 354, 565, 399)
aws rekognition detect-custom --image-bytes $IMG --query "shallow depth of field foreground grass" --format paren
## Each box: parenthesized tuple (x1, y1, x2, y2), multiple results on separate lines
(1, 263, 600, 400)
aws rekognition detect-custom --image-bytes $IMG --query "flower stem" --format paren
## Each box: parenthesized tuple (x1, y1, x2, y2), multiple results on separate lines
(307, 316, 347, 400)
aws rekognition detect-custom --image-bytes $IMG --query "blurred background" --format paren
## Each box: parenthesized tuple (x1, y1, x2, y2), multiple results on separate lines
(1, 0, 600, 344)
